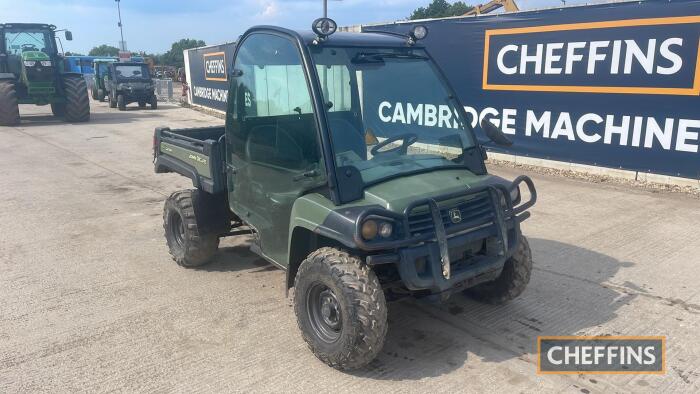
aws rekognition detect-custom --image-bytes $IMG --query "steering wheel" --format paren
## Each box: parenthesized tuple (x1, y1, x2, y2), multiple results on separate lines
(370, 133, 418, 156)
(21, 44, 39, 52)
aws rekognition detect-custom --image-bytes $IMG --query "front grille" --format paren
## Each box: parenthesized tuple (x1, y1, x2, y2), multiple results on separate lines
(27, 66, 54, 82)
(406, 191, 495, 238)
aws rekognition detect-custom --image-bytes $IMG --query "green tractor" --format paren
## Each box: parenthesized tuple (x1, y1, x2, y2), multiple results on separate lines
(0, 23, 90, 126)
(90, 59, 115, 102)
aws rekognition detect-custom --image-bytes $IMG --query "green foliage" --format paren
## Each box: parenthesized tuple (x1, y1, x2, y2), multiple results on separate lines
(160, 38, 206, 68)
(88, 44, 120, 57)
(87, 39, 205, 67)
(410, 0, 473, 20)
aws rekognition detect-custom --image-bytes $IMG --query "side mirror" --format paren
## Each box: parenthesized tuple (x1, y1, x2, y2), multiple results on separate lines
(65, 31, 73, 41)
(480, 118, 513, 146)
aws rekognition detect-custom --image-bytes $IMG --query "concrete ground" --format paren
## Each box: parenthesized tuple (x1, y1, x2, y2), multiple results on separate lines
(0, 102, 698, 393)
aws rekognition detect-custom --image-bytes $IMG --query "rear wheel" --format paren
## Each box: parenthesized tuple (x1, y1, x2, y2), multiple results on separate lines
(97, 89, 105, 102)
(467, 235, 532, 304)
(0, 80, 20, 126)
(294, 247, 387, 370)
(62, 75, 90, 122)
(150, 95, 158, 110)
(163, 189, 219, 267)
(117, 94, 126, 111)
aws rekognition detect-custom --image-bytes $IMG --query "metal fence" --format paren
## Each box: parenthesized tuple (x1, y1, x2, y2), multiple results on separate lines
(154, 78, 174, 101)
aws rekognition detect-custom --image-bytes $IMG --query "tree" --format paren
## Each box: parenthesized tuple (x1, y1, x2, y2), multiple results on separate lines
(410, 0, 473, 20)
(64, 51, 84, 56)
(88, 44, 120, 57)
(160, 39, 206, 68)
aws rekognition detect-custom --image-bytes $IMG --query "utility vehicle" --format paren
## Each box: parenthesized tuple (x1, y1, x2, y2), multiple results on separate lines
(105, 62, 157, 110)
(0, 23, 90, 125)
(90, 59, 116, 102)
(153, 19, 537, 370)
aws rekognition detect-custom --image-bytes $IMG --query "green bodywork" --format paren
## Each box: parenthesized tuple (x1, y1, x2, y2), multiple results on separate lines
(160, 142, 211, 178)
(19, 51, 56, 99)
(155, 27, 524, 287)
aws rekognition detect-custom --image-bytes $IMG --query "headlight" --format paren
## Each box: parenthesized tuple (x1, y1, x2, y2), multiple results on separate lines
(361, 220, 378, 240)
(40, 61, 52, 67)
(23, 60, 36, 67)
(378, 222, 393, 238)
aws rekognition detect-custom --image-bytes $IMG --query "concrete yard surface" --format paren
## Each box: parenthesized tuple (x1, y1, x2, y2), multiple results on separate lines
(1, 103, 698, 393)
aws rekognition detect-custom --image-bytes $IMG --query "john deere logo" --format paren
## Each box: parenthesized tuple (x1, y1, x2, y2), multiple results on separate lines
(449, 208, 462, 223)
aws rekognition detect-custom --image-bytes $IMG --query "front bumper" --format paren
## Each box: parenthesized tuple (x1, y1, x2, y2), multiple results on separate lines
(364, 176, 537, 297)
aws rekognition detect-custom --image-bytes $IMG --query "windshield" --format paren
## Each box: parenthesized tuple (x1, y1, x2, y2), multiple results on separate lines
(310, 46, 475, 185)
(114, 64, 150, 80)
(3, 29, 55, 55)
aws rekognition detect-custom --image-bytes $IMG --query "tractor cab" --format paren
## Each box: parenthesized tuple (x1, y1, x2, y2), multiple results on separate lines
(91, 58, 116, 101)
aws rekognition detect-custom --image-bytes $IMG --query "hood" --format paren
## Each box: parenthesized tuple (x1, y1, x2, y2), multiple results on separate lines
(21, 51, 50, 61)
(361, 168, 499, 213)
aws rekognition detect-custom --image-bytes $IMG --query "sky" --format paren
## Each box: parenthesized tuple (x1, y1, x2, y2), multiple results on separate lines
(0, 0, 603, 54)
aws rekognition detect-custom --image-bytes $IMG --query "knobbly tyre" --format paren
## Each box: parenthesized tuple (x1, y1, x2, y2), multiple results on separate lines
(0, 23, 90, 125)
(105, 62, 157, 111)
(153, 19, 537, 370)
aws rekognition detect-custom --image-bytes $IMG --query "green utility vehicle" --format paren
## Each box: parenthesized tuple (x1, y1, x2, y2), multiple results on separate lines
(105, 62, 157, 110)
(90, 59, 116, 102)
(153, 20, 537, 370)
(0, 23, 90, 125)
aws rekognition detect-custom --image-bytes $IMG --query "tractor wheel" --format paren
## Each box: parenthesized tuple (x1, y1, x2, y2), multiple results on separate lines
(163, 189, 219, 267)
(467, 235, 532, 304)
(51, 103, 66, 117)
(294, 247, 388, 370)
(62, 76, 90, 122)
(97, 89, 105, 102)
(108, 93, 117, 108)
(117, 94, 126, 111)
(0, 80, 20, 126)
(150, 95, 158, 110)
(91, 87, 98, 100)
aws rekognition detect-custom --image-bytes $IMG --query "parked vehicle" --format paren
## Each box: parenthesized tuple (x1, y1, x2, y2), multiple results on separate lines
(153, 19, 537, 370)
(0, 23, 90, 125)
(105, 62, 157, 110)
(90, 59, 116, 102)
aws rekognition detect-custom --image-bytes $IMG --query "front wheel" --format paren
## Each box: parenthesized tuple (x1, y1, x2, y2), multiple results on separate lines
(163, 189, 219, 267)
(97, 89, 105, 102)
(150, 95, 158, 110)
(108, 93, 117, 108)
(50, 102, 65, 117)
(117, 94, 126, 111)
(466, 235, 532, 304)
(62, 75, 90, 122)
(0, 80, 20, 126)
(294, 247, 387, 370)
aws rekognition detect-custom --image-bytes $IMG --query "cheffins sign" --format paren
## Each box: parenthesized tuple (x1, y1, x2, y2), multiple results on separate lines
(204, 52, 227, 81)
(371, 0, 700, 179)
(483, 16, 700, 95)
(185, 42, 236, 111)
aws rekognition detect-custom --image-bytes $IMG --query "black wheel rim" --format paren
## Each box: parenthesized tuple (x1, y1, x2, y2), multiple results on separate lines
(306, 282, 342, 343)
(170, 212, 185, 248)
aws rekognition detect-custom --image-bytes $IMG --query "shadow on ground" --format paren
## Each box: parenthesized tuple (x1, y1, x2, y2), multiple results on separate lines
(353, 238, 634, 380)
(194, 237, 633, 380)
